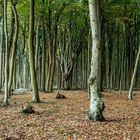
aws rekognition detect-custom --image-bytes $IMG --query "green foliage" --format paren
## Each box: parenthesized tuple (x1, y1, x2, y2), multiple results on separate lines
(0, 3, 2, 18)
(102, 0, 140, 25)
(16, 0, 29, 18)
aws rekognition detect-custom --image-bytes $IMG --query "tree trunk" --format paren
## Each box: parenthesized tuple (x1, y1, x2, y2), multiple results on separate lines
(0, 15, 4, 89)
(46, 0, 53, 92)
(3, 0, 9, 105)
(12, 57, 16, 89)
(88, 0, 105, 121)
(8, 0, 19, 94)
(128, 46, 140, 100)
(28, 0, 40, 102)
(88, 31, 91, 99)
(41, 16, 46, 92)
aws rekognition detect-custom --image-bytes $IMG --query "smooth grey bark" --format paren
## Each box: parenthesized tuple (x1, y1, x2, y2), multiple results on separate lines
(8, 0, 19, 94)
(41, 16, 46, 92)
(128, 46, 140, 100)
(3, 0, 9, 105)
(0, 16, 4, 89)
(35, 23, 40, 70)
(23, 58, 27, 88)
(12, 57, 16, 89)
(87, 0, 105, 121)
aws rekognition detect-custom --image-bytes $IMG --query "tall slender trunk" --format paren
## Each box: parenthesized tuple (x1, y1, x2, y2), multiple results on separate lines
(35, 23, 40, 89)
(100, 21, 106, 91)
(8, 0, 19, 93)
(28, 0, 40, 102)
(12, 57, 16, 89)
(3, 0, 9, 105)
(0, 15, 4, 89)
(46, 0, 52, 92)
(23, 60, 26, 88)
(88, 31, 91, 99)
(41, 16, 46, 92)
(128, 46, 140, 100)
(35, 24, 39, 70)
(48, 31, 57, 91)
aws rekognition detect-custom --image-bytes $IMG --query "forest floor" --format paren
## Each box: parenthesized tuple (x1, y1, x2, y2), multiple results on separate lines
(0, 90, 140, 140)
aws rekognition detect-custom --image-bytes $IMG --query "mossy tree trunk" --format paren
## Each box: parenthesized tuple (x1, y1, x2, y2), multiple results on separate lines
(88, 0, 105, 121)
(28, 0, 40, 103)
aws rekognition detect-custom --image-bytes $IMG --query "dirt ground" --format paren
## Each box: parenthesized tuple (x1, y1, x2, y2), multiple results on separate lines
(0, 90, 140, 140)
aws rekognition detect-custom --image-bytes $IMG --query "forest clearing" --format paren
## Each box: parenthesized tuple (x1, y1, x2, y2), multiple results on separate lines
(0, 90, 140, 140)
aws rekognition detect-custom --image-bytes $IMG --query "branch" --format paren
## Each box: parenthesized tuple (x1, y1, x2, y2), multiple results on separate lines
(136, 0, 140, 9)
(56, 56, 64, 74)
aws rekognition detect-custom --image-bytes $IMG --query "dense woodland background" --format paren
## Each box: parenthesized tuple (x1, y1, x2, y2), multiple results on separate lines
(0, 0, 140, 94)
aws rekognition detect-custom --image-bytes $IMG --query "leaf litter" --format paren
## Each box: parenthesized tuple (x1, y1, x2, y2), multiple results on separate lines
(0, 90, 140, 140)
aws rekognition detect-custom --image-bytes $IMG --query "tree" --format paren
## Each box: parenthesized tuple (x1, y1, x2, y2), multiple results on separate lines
(57, 29, 86, 90)
(3, 0, 9, 106)
(87, 0, 105, 121)
(0, 4, 4, 90)
(46, 2, 67, 92)
(128, 46, 140, 100)
(28, 0, 40, 103)
(8, 0, 19, 94)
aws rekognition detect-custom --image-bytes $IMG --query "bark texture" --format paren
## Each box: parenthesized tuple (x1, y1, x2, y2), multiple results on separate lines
(3, 0, 9, 105)
(128, 46, 140, 100)
(88, 0, 105, 121)
(28, 0, 40, 102)
(8, 0, 19, 94)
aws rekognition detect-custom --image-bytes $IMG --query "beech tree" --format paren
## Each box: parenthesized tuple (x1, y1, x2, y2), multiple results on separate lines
(128, 46, 140, 100)
(3, 0, 9, 106)
(8, 0, 19, 95)
(28, 0, 40, 103)
(87, 0, 105, 121)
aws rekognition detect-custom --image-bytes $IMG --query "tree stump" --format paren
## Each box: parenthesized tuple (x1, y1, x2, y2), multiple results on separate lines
(55, 92, 66, 99)
(21, 105, 35, 114)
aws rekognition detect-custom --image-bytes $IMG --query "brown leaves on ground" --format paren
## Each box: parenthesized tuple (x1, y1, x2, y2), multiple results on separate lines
(0, 90, 140, 140)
